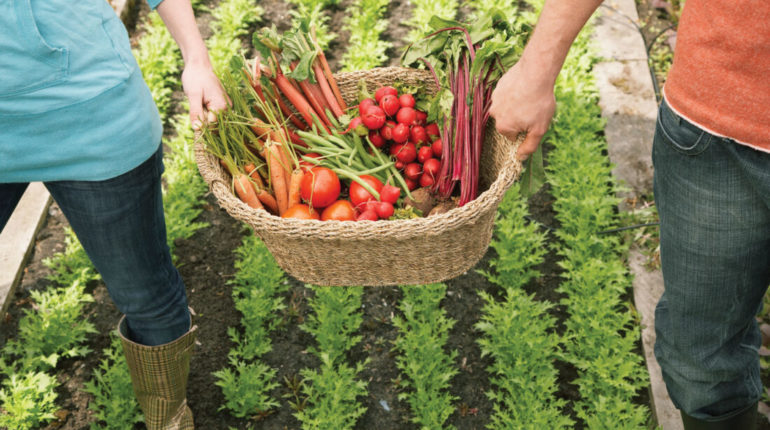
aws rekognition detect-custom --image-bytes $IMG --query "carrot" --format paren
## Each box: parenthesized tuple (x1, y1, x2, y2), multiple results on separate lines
(256, 188, 279, 213)
(312, 37, 346, 111)
(313, 62, 344, 118)
(297, 78, 333, 129)
(244, 163, 266, 189)
(287, 168, 304, 208)
(274, 87, 308, 130)
(234, 174, 264, 210)
(267, 143, 289, 215)
(273, 73, 329, 133)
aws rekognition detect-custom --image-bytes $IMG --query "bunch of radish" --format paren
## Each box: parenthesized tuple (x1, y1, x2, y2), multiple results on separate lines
(349, 85, 442, 192)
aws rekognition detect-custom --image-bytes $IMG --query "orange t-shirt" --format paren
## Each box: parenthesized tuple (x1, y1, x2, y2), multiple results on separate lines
(663, 0, 770, 152)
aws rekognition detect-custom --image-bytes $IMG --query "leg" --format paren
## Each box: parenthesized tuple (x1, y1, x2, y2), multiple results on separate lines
(652, 99, 770, 422)
(44, 145, 190, 346)
(0, 182, 30, 231)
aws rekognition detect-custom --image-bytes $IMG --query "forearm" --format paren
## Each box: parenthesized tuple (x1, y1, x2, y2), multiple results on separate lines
(519, 0, 604, 86)
(155, 0, 211, 67)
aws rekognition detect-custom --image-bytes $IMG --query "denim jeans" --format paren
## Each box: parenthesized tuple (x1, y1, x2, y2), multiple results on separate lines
(0, 145, 190, 346)
(653, 98, 770, 419)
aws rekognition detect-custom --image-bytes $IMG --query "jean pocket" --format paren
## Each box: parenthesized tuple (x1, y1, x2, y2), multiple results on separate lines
(656, 99, 712, 156)
(0, 0, 69, 98)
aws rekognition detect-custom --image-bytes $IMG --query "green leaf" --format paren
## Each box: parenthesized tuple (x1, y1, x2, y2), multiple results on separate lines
(519, 145, 545, 197)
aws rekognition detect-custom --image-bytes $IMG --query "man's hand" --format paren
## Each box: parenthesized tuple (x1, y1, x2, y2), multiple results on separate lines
(489, 60, 557, 161)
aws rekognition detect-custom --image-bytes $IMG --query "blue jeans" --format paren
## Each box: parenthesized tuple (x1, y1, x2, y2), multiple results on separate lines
(653, 98, 770, 419)
(0, 146, 190, 346)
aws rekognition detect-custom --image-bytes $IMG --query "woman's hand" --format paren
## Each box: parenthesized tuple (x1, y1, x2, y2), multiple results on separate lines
(181, 60, 229, 130)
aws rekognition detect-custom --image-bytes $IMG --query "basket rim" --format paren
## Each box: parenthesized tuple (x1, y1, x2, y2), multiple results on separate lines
(195, 66, 522, 239)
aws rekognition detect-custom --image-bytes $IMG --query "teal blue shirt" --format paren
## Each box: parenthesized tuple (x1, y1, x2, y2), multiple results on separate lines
(0, 0, 165, 182)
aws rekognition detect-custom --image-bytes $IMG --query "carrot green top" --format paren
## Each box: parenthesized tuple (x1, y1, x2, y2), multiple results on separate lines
(663, 0, 770, 152)
(0, 0, 164, 182)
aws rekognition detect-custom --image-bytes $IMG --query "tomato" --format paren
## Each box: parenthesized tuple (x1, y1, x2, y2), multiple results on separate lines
(404, 162, 422, 180)
(375, 201, 394, 219)
(349, 174, 384, 208)
(422, 158, 440, 178)
(425, 123, 440, 138)
(398, 93, 415, 109)
(417, 145, 433, 164)
(374, 86, 398, 103)
(396, 107, 417, 126)
(368, 130, 385, 148)
(419, 172, 435, 187)
(390, 142, 417, 163)
(321, 200, 356, 221)
(362, 105, 386, 130)
(379, 94, 400, 117)
(431, 138, 443, 158)
(379, 184, 401, 204)
(391, 123, 409, 143)
(300, 167, 340, 209)
(380, 120, 396, 141)
(356, 210, 379, 221)
(410, 125, 428, 145)
(359, 98, 376, 115)
(282, 204, 320, 220)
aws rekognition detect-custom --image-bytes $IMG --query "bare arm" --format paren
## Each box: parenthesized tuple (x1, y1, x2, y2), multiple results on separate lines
(155, 0, 228, 127)
(490, 0, 603, 160)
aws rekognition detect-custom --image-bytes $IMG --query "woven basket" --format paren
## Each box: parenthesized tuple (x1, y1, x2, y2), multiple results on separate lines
(195, 67, 522, 286)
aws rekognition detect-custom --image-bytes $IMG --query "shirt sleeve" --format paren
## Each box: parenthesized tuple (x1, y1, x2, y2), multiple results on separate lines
(147, 0, 164, 10)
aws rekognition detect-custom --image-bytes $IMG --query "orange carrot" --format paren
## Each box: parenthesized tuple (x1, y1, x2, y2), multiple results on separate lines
(256, 188, 279, 214)
(244, 163, 266, 189)
(273, 73, 330, 134)
(267, 143, 289, 215)
(313, 62, 344, 118)
(287, 168, 304, 208)
(297, 78, 333, 129)
(234, 174, 264, 210)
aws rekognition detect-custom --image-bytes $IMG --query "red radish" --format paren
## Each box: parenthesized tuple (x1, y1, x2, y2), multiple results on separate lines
(358, 199, 379, 213)
(300, 167, 340, 209)
(357, 210, 378, 221)
(425, 123, 440, 138)
(414, 110, 427, 126)
(346, 117, 368, 136)
(374, 86, 398, 103)
(381, 120, 396, 140)
(379, 94, 400, 117)
(422, 158, 440, 178)
(417, 145, 433, 164)
(375, 201, 394, 219)
(394, 160, 405, 170)
(410, 125, 428, 145)
(391, 123, 409, 143)
(405, 178, 418, 190)
(396, 107, 417, 126)
(368, 130, 385, 148)
(419, 173, 435, 187)
(348, 174, 384, 207)
(321, 200, 356, 221)
(404, 162, 422, 180)
(398, 93, 415, 108)
(379, 184, 400, 204)
(431, 138, 443, 158)
(359, 98, 376, 115)
(391, 142, 417, 163)
(362, 105, 386, 130)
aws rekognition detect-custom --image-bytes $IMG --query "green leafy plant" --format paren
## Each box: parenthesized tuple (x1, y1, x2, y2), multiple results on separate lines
(213, 359, 280, 418)
(0, 371, 58, 430)
(339, 0, 391, 71)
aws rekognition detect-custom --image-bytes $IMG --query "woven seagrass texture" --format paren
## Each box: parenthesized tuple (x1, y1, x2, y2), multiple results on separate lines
(195, 67, 522, 286)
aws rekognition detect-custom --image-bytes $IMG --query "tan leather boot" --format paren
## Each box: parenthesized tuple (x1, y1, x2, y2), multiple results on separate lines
(118, 316, 197, 430)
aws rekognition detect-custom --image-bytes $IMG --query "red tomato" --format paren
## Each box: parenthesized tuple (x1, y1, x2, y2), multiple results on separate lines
(321, 200, 356, 221)
(398, 93, 415, 108)
(391, 123, 410, 143)
(349, 175, 384, 208)
(300, 167, 340, 209)
(282, 204, 320, 220)
(431, 138, 443, 158)
(379, 94, 400, 117)
(381, 120, 396, 141)
(410, 125, 428, 145)
(375, 201, 394, 219)
(422, 158, 440, 178)
(390, 142, 417, 163)
(374, 86, 398, 103)
(358, 98, 376, 115)
(425, 123, 440, 138)
(419, 173, 435, 187)
(379, 184, 401, 204)
(362, 105, 386, 130)
(396, 107, 417, 126)
(417, 145, 433, 163)
(356, 210, 379, 221)
(404, 162, 422, 180)
(368, 130, 385, 148)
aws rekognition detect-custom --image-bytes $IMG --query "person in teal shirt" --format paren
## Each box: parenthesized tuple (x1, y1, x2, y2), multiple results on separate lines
(0, 0, 227, 428)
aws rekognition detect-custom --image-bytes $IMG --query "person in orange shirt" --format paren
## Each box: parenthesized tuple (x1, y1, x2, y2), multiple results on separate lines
(491, 0, 770, 428)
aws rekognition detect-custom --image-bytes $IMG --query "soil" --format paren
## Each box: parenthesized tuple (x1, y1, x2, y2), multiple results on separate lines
(7, 1, 762, 430)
